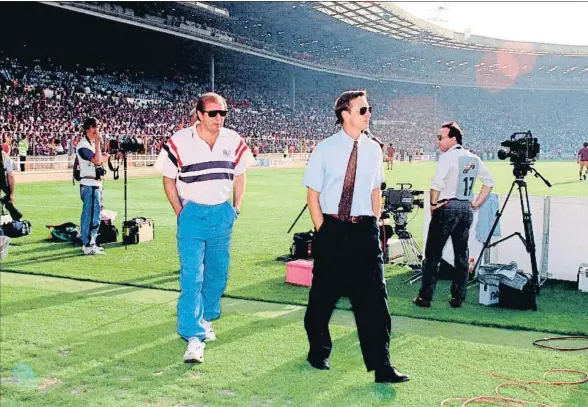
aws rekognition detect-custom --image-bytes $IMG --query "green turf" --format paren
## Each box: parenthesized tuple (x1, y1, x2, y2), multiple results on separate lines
(2, 162, 587, 335)
(1, 276, 587, 407)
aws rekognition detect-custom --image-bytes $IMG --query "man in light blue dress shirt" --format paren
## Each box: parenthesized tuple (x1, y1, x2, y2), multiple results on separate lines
(302, 90, 409, 384)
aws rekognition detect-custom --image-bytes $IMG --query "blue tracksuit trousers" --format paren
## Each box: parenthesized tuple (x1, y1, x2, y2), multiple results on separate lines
(176, 200, 237, 341)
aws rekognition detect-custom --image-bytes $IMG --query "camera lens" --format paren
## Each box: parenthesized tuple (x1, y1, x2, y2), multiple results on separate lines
(497, 149, 509, 160)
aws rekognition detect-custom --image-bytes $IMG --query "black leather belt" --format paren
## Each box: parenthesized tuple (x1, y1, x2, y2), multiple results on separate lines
(325, 214, 373, 224)
(438, 198, 469, 203)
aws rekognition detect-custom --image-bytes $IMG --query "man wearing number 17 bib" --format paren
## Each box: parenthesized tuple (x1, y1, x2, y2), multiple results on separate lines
(413, 121, 495, 308)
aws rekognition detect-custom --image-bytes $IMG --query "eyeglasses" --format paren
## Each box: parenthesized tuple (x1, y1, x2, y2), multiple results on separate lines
(359, 106, 373, 115)
(201, 109, 228, 118)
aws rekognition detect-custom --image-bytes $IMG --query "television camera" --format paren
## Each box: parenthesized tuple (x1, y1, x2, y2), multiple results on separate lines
(497, 131, 540, 178)
(382, 182, 424, 214)
(380, 183, 424, 283)
(108, 137, 144, 155)
(108, 136, 144, 180)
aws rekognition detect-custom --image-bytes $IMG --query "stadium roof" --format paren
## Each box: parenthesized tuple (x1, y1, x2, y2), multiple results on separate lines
(313, 1, 588, 57)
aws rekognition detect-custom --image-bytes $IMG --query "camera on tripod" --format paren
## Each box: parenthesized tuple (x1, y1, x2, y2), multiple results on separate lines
(497, 131, 540, 165)
(109, 137, 143, 155)
(382, 182, 424, 214)
(378, 183, 424, 275)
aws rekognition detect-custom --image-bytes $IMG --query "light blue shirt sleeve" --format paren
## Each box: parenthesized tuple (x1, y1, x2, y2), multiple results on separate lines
(303, 145, 324, 192)
(373, 148, 384, 189)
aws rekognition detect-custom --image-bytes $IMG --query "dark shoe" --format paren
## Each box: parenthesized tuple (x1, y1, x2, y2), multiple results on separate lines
(412, 296, 431, 308)
(449, 298, 463, 308)
(307, 356, 330, 370)
(375, 366, 410, 383)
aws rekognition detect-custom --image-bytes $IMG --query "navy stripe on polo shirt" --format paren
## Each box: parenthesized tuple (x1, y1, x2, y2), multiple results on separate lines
(179, 160, 235, 184)
(180, 172, 235, 184)
(181, 160, 235, 173)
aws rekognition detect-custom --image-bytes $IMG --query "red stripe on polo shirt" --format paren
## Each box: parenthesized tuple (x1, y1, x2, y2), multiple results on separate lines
(235, 143, 249, 167)
(168, 139, 183, 168)
(235, 140, 244, 156)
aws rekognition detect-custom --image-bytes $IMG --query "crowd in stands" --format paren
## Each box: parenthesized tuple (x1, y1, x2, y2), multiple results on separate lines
(1, 53, 586, 162)
(80, 1, 588, 90)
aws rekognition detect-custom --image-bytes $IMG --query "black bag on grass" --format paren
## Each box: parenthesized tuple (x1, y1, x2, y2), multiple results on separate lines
(1, 220, 32, 238)
(97, 219, 118, 245)
(498, 272, 537, 311)
(47, 222, 78, 243)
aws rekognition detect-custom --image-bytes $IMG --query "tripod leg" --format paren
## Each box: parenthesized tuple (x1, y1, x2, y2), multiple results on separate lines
(287, 204, 308, 234)
(470, 182, 516, 284)
(402, 234, 424, 284)
(519, 182, 541, 297)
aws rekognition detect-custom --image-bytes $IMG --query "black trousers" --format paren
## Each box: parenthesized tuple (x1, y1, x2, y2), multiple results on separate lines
(418, 200, 473, 302)
(19, 156, 26, 172)
(304, 215, 391, 372)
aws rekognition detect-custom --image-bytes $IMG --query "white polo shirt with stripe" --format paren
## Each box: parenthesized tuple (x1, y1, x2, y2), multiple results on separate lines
(155, 125, 255, 205)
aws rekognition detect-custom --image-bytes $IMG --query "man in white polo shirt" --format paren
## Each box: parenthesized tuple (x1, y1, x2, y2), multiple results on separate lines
(155, 92, 254, 363)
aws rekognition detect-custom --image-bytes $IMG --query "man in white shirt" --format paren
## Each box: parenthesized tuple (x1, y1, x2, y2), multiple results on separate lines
(413, 121, 495, 308)
(155, 92, 254, 364)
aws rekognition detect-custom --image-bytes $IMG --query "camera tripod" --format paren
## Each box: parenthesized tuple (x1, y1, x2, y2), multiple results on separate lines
(469, 164, 551, 299)
(381, 212, 424, 284)
(108, 152, 132, 248)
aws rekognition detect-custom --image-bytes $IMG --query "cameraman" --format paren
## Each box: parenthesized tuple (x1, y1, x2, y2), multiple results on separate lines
(413, 121, 494, 308)
(77, 118, 109, 255)
(0, 149, 15, 208)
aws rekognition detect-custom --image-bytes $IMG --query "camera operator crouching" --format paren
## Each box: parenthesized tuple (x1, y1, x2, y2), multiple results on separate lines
(77, 118, 109, 255)
(413, 121, 495, 308)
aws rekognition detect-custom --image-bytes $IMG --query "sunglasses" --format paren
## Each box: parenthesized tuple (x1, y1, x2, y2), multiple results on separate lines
(202, 109, 228, 118)
(437, 134, 443, 140)
(359, 106, 373, 115)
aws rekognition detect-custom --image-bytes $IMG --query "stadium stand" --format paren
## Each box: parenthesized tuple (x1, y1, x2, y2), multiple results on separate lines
(1, 2, 586, 167)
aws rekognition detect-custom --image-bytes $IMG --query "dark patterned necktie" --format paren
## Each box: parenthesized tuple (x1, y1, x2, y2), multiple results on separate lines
(338, 140, 358, 219)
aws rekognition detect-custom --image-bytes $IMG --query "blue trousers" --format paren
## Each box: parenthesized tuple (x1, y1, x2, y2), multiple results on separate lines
(177, 200, 237, 341)
(80, 185, 102, 247)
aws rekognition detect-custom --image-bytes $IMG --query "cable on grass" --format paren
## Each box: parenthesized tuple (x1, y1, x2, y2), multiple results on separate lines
(532, 336, 588, 351)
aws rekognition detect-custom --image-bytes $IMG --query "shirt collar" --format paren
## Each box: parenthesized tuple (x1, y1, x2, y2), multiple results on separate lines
(194, 125, 225, 141)
(338, 129, 365, 146)
(445, 144, 462, 154)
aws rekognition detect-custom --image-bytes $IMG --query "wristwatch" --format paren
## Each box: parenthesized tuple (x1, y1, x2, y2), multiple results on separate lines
(430, 201, 438, 206)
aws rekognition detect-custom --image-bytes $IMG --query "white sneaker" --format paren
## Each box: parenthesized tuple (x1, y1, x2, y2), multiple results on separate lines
(183, 337, 205, 363)
(202, 320, 216, 342)
(83, 246, 106, 255)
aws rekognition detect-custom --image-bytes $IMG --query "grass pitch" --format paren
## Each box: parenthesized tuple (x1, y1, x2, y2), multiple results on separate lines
(2, 161, 587, 335)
